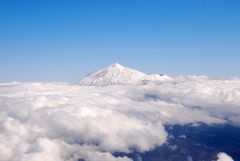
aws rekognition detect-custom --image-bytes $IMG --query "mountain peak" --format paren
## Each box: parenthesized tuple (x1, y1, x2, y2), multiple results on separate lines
(109, 63, 124, 69)
(79, 63, 172, 86)
(106, 63, 125, 72)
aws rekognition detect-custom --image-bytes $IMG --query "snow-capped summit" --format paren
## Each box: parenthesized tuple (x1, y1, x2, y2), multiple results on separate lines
(79, 63, 172, 86)
(108, 63, 124, 69)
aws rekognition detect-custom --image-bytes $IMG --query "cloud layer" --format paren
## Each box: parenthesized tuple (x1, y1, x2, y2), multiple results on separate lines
(0, 83, 167, 161)
(0, 76, 239, 160)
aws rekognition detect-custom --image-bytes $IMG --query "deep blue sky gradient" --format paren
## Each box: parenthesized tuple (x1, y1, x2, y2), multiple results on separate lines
(1, 0, 240, 81)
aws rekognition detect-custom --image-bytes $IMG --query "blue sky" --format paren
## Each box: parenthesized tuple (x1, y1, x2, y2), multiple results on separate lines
(0, 0, 240, 81)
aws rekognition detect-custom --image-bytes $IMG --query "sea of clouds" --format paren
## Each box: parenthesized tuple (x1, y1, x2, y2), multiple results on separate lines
(0, 76, 239, 161)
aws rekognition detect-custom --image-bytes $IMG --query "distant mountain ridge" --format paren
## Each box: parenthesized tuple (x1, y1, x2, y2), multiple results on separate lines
(79, 63, 172, 86)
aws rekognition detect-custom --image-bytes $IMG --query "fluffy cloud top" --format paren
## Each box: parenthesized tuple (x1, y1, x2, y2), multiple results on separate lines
(0, 76, 240, 161)
(216, 152, 234, 161)
(0, 83, 166, 161)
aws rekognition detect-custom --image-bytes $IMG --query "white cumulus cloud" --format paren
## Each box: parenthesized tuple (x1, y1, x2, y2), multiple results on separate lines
(216, 152, 234, 161)
(0, 76, 240, 161)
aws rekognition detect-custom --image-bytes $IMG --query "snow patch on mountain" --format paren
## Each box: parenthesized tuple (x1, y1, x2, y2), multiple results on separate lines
(79, 63, 172, 86)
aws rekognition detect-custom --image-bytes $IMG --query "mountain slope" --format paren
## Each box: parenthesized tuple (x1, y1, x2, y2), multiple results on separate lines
(79, 63, 172, 86)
